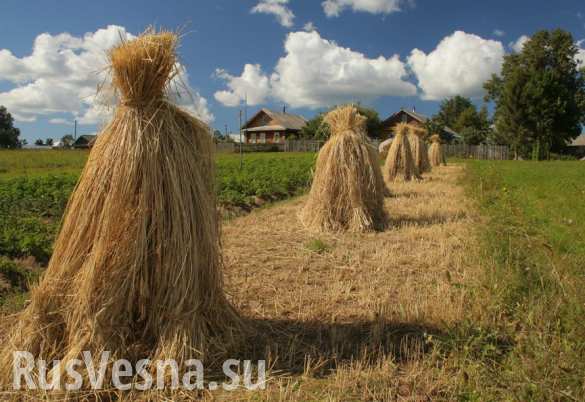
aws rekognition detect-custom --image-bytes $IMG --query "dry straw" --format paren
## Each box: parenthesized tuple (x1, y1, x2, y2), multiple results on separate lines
(0, 30, 242, 392)
(408, 125, 432, 174)
(384, 123, 420, 183)
(429, 134, 447, 167)
(299, 105, 388, 233)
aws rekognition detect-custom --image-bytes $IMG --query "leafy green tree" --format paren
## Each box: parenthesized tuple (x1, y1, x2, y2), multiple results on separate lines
(45, 138, 54, 146)
(302, 105, 383, 139)
(423, 117, 443, 138)
(300, 113, 328, 139)
(484, 29, 585, 159)
(34, 139, 44, 146)
(435, 96, 475, 130)
(61, 134, 75, 146)
(454, 106, 490, 144)
(433, 96, 491, 144)
(0, 106, 21, 148)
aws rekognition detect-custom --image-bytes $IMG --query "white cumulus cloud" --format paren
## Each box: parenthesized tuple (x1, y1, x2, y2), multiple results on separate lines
(322, 0, 405, 17)
(214, 64, 271, 107)
(493, 29, 505, 37)
(0, 25, 214, 125)
(303, 21, 317, 32)
(251, 0, 295, 28)
(214, 30, 416, 109)
(575, 40, 585, 67)
(510, 35, 530, 53)
(408, 31, 505, 100)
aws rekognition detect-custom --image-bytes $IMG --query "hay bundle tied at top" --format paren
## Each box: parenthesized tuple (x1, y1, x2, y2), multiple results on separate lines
(429, 134, 447, 167)
(408, 125, 432, 174)
(300, 105, 388, 233)
(384, 122, 420, 183)
(0, 30, 242, 390)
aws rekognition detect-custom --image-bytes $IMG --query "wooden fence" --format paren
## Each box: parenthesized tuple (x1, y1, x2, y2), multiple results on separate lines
(283, 140, 324, 152)
(216, 141, 510, 160)
(444, 144, 510, 160)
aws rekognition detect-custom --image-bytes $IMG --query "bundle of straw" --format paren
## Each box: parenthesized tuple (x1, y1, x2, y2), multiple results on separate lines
(378, 138, 393, 160)
(429, 134, 447, 167)
(408, 125, 432, 174)
(299, 105, 388, 233)
(0, 30, 241, 390)
(383, 123, 420, 183)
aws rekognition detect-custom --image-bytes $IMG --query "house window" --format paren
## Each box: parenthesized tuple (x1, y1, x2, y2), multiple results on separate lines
(250, 133, 257, 144)
(259, 133, 266, 144)
(274, 132, 281, 143)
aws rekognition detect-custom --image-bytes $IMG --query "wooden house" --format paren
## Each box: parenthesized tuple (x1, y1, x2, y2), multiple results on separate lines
(72, 135, 97, 149)
(568, 134, 585, 158)
(242, 108, 307, 144)
(381, 108, 460, 142)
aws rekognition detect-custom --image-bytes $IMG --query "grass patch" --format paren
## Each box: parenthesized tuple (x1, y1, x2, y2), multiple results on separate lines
(460, 160, 585, 400)
(304, 238, 331, 254)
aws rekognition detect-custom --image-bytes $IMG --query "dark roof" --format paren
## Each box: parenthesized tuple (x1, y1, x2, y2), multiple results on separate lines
(243, 108, 306, 131)
(569, 134, 585, 147)
(74, 135, 97, 144)
(383, 109, 461, 139)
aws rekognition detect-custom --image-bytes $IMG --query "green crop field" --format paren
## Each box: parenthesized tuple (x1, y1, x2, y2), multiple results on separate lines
(0, 150, 315, 306)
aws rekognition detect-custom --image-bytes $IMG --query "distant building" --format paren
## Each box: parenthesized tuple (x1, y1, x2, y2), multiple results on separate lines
(381, 108, 460, 143)
(227, 133, 245, 143)
(242, 108, 306, 144)
(73, 135, 97, 149)
(568, 134, 585, 158)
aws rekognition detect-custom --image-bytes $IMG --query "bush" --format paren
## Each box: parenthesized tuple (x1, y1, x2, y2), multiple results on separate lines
(0, 257, 39, 295)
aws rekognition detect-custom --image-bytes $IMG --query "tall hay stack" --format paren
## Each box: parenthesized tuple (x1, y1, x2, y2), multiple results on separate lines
(383, 123, 420, 183)
(429, 134, 447, 167)
(408, 125, 432, 174)
(299, 105, 388, 233)
(0, 30, 241, 390)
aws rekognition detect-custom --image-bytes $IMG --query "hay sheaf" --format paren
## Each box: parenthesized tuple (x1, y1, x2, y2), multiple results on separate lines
(429, 134, 447, 167)
(384, 123, 421, 183)
(409, 126, 432, 174)
(299, 105, 388, 233)
(0, 30, 242, 393)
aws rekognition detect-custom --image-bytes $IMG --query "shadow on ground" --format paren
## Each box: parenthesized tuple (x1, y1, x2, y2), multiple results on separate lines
(390, 211, 467, 228)
(236, 318, 445, 376)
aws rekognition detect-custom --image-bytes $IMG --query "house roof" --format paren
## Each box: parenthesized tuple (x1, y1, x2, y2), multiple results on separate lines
(74, 134, 97, 143)
(383, 109, 461, 139)
(243, 108, 306, 131)
(245, 125, 287, 132)
(569, 134, 585, 147)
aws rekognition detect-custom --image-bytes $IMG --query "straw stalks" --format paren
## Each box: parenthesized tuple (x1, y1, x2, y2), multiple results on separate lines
(429, 134, 447, 167)
(0, 30, 242, 393)
(299, 105, 388, 233)
(409, 126, 432, 174)
(383, 123, 421, 183)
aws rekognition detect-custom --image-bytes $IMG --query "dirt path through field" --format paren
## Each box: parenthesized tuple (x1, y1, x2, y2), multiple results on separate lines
(222, 164, 476, 400)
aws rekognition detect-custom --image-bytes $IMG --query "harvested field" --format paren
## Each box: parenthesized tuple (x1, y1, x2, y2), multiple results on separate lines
(219, 165, 474, 400)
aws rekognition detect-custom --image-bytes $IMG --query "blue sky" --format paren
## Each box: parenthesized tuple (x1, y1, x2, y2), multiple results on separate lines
(0, 0, 584, 142)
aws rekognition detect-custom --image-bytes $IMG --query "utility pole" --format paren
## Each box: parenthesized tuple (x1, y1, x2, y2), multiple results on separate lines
(244, 94, 248, 129)
(239, 109, 243, 169)
(74, 119, 77, 140)
(224, 124, 228, 139)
